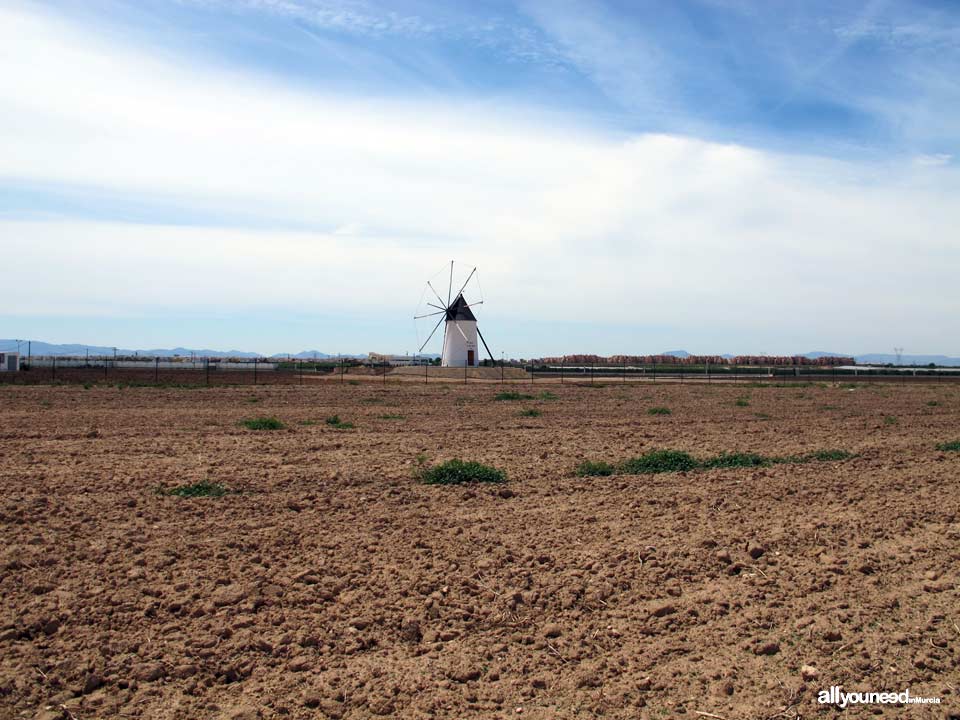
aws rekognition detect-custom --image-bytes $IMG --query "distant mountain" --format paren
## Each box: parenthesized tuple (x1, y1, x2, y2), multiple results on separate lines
(0, 340, 261, 358)
(269, 351, 335, 360)
(800, 351, 960, 366)
(0, 339, 426, 361)
(854, 353, 960, 367)
(4, 340, 956, 366)
(803, 351, 851, 359)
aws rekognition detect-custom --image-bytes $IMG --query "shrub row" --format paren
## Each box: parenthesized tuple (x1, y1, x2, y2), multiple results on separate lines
(575, 448, 856, 477)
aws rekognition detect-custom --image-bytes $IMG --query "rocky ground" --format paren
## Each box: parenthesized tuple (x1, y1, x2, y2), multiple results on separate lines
(1, 380, 958, 719)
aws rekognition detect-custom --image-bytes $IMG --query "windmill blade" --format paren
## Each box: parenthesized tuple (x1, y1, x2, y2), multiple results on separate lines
(477, 327, 496, 363)
(427, 302, 445, 311)
(418, 315, 445, 352)
(462, 300, 483, 310)
(426, 281, 447, 308)
(452, 320, 468, 342)
(451, 266, 477, 303)
(414, 309, 446, 320)
(447, 260, 454, 306)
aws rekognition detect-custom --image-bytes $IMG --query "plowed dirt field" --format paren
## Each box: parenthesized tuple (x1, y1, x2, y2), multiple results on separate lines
(1, 381, 958, 719)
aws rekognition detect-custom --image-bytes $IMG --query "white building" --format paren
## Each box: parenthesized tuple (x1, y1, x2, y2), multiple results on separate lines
(0, 352, 20, 372)
(441, 295, 479, 367)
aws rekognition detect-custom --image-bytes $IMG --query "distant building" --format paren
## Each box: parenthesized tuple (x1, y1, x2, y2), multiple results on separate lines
(0, 352, 20, 372)
(366, 353, 429, 366)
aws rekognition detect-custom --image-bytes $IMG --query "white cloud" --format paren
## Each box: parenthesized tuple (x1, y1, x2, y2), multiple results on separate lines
(1, 2, 958, 353)
(913, 153, 952, 167)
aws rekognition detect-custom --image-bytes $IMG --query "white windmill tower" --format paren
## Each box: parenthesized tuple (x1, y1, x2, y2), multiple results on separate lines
(415, 261, 495, 367)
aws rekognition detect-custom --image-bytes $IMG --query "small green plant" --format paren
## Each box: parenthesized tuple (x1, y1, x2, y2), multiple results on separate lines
(883, 415, 898, 426)
(819, 405, 839, 411)
(245, 396, 261, 404)
(537, 391, 558, 400)
(927, 400, 939, 407)
(325, 415, 354, 429)
(753, 412, 771, 420)
(703, 452, 770, 469)
(936, 440, 960, 452)
(647, 407, 671, 415)
(575, 460, 615, 477)
(379, 413, 405, 420)
(298, 419, 317, 426)
(419, 459, 507, 485)
(495, 391, 534, 401)
(161, 480, 230, 498)
(518, 408, 542, 417)
(83, 382, 93, 390)
(347, 379, 361, 386)
(574, 446, 857, 478)
(620, 450, 697, 474)
(805, 449, 855, 461)
(734, 398, 750, 407)
(241, 417, 284, 430)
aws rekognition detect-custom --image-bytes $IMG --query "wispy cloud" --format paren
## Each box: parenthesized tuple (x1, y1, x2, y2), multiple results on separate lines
(1, 2, 959, 354)
(183, 0, 568, 66)
(213, 0, 439, 37)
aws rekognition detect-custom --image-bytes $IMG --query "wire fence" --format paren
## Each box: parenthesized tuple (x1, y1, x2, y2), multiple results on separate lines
(2, 357, 959, 387)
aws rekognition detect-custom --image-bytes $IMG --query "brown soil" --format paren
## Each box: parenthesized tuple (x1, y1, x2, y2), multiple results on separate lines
(1, 381, 958, 719)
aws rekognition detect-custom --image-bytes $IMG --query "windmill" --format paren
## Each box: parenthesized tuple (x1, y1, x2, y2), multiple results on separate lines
(415, 261, 495, 367)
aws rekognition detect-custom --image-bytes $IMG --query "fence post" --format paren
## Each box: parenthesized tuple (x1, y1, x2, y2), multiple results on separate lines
(104, 357, 108, 380)
(205, 359, 210, 386)
(52, 356, 56, 381)
(501, 360, 504, 385)
(254, 359, 258, 385)
(340, 359, 344, 384)
(653, 363, 656, 384)
(383, 362, 387, 385)
(299, 360, 303, 386)
(561, 361, 564, 384)
(591, 362, 594, 385)
(155, 357, 159, 383)
(424, 362, 428, 384)
(464, 363, 467, 385)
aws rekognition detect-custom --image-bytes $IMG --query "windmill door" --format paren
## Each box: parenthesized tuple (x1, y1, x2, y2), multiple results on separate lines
(467, 350, 475, 366)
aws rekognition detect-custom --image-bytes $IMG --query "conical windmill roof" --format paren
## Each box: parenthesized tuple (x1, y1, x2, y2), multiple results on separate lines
(446, 294, 476, 321)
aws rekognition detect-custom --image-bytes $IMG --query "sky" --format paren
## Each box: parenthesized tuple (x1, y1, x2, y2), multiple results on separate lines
(1, 0, 959, 358)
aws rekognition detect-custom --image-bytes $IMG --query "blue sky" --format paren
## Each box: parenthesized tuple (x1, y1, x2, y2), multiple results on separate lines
(1, 0, 959, 356)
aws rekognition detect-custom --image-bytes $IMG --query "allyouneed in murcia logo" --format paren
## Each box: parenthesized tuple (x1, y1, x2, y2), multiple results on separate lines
(818, 686, 941, 708)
